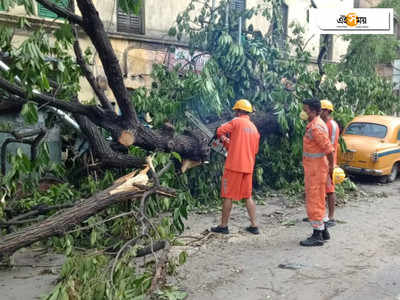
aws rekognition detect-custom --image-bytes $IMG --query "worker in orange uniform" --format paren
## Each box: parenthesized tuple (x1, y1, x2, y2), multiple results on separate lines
(211, 99, 260, 235)
(300, 98, 334, 246)
(320, 99, 340, 228)
(302, 99, 340, 226)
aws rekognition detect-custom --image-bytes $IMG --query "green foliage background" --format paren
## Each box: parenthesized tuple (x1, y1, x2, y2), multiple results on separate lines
(0, 0, 399, 298)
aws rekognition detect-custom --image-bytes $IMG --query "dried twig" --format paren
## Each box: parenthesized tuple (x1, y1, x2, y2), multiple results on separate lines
(109, 236, 142, 290)
(149, 241, 171, 293)
(67, 209, 139, 234)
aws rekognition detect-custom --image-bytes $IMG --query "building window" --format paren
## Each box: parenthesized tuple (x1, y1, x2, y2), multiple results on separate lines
(354, 0, 360, 8)
(38, 0, 68, 19)
(230, 0, 245, 11)
(320, 34, 333, 61)
(117, 0, 145, 35)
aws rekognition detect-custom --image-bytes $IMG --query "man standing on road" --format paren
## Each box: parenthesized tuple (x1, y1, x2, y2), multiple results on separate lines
(211, 99, 260, 235)
(320, 99, 340, 228)
(300, 98, 334, 246)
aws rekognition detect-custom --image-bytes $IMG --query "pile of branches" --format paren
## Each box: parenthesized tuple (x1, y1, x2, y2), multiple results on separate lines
(0, 156, 175, 293)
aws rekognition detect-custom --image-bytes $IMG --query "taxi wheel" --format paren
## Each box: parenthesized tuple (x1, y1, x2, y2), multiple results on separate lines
(387, 163, 399, 183)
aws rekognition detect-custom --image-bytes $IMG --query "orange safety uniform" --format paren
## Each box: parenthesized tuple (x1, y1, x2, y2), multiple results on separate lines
(303, 116, 334, 229)
(217, 115, 260, 201)
(326, 119, 340, 194)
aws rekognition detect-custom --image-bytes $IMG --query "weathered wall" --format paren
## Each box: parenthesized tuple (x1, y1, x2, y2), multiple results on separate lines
(0, 0, 355, 104)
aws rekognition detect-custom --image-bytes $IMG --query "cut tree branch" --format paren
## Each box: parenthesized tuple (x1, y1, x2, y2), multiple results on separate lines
(76, 0, 137, 123)
(317, 34, 329, 77)
(73, 114, 146, 169)
(0, 167, 176, 259)
(0, 77, 99, 116)
(72, 27, 114, 112)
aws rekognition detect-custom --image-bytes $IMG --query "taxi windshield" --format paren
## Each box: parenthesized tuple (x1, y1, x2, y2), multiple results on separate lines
(345, 122, 387, 138)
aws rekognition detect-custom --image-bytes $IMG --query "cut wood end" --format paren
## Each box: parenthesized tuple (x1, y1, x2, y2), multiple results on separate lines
(114, 170, 138, 185)
(145, 155, 156, 173)
(109, 174, 149, 195)
(118, 130, 135, 147)
(181, 159, 202, 173)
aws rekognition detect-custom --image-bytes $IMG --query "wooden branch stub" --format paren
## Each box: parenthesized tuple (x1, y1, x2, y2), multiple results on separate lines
(109, 168, 149, 195)
(162, 122, 175, 133)
(96, 75, 108, 91)
(118, 130, 135, 147)
(181, 159, 202, 173)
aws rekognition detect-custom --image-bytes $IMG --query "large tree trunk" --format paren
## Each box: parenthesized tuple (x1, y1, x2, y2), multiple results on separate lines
(0, 0, 283, 169)
(0, 167, 176, 259)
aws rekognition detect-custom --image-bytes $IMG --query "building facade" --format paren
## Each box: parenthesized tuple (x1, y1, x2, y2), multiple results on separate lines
(0, 0, 354, 103)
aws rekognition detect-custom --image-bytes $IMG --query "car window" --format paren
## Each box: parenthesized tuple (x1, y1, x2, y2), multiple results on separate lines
(398, 128, 400, 141)
(345, 122, 387, 138)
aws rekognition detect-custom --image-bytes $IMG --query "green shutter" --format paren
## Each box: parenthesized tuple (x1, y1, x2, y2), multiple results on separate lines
(0, 2, 5, 11)
(231, 0, 245, 11)
(38, 0, 68, 19)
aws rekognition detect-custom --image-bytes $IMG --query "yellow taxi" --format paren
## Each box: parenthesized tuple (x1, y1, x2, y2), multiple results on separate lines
(338, 115, 400, 183)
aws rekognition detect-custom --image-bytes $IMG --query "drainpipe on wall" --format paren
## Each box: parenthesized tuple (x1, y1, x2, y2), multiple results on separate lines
(225, 2, 229, 29)
(238, 16, 242, 46)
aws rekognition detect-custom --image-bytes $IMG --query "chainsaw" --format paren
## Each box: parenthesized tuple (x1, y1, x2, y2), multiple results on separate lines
(184, 111, 227, 159)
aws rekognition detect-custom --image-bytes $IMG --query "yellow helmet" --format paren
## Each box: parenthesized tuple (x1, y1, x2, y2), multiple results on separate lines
(333, 167, 346, 185)
(321, 99, 334, 112)
(232, 99, 253, 113)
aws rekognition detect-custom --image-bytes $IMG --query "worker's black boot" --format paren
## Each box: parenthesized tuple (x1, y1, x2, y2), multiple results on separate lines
(322, 223, 330, 241)
(300, 229, 324, 247)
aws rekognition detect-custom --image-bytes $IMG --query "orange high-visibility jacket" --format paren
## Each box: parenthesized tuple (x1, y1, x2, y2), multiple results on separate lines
(326, 119, 339, 165)
(303, 116, 334, 223)
(217, 115, 260, 174)
(303, 116, 334, 161)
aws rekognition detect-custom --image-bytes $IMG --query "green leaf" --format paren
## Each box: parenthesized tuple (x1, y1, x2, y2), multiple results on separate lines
(168, 27, 177, 37)
(47, 283, 62, 300)
(163, 197, 170, 210)
(54, 23, 74, 43)
(57, 61, 65, 72)
(41, 71, 50, 90)
(171, 152, 182, 163)
(21, 101, 38, 124)
(90, 230, 97, 246)
(118, 0, 141, 15)
(178, 251, 187, 265)
(59, 286, 69, 300)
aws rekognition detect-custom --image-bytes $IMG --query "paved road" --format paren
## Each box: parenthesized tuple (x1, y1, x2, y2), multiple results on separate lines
(174, 179, 400, 300)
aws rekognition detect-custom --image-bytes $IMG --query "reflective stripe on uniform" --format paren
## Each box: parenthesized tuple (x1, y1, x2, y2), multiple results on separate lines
(329, 120, 338, 145)
(303, 152, 325, 158)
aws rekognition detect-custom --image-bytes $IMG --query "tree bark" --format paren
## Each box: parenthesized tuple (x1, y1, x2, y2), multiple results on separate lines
(0, 0, 283, 168)
(0, 168, 176, 259)
(76, 0, 137, 123)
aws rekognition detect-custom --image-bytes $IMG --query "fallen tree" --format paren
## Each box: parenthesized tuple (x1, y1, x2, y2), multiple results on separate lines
(0, 0, 287, 170)
(0, 158, 176, 259)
